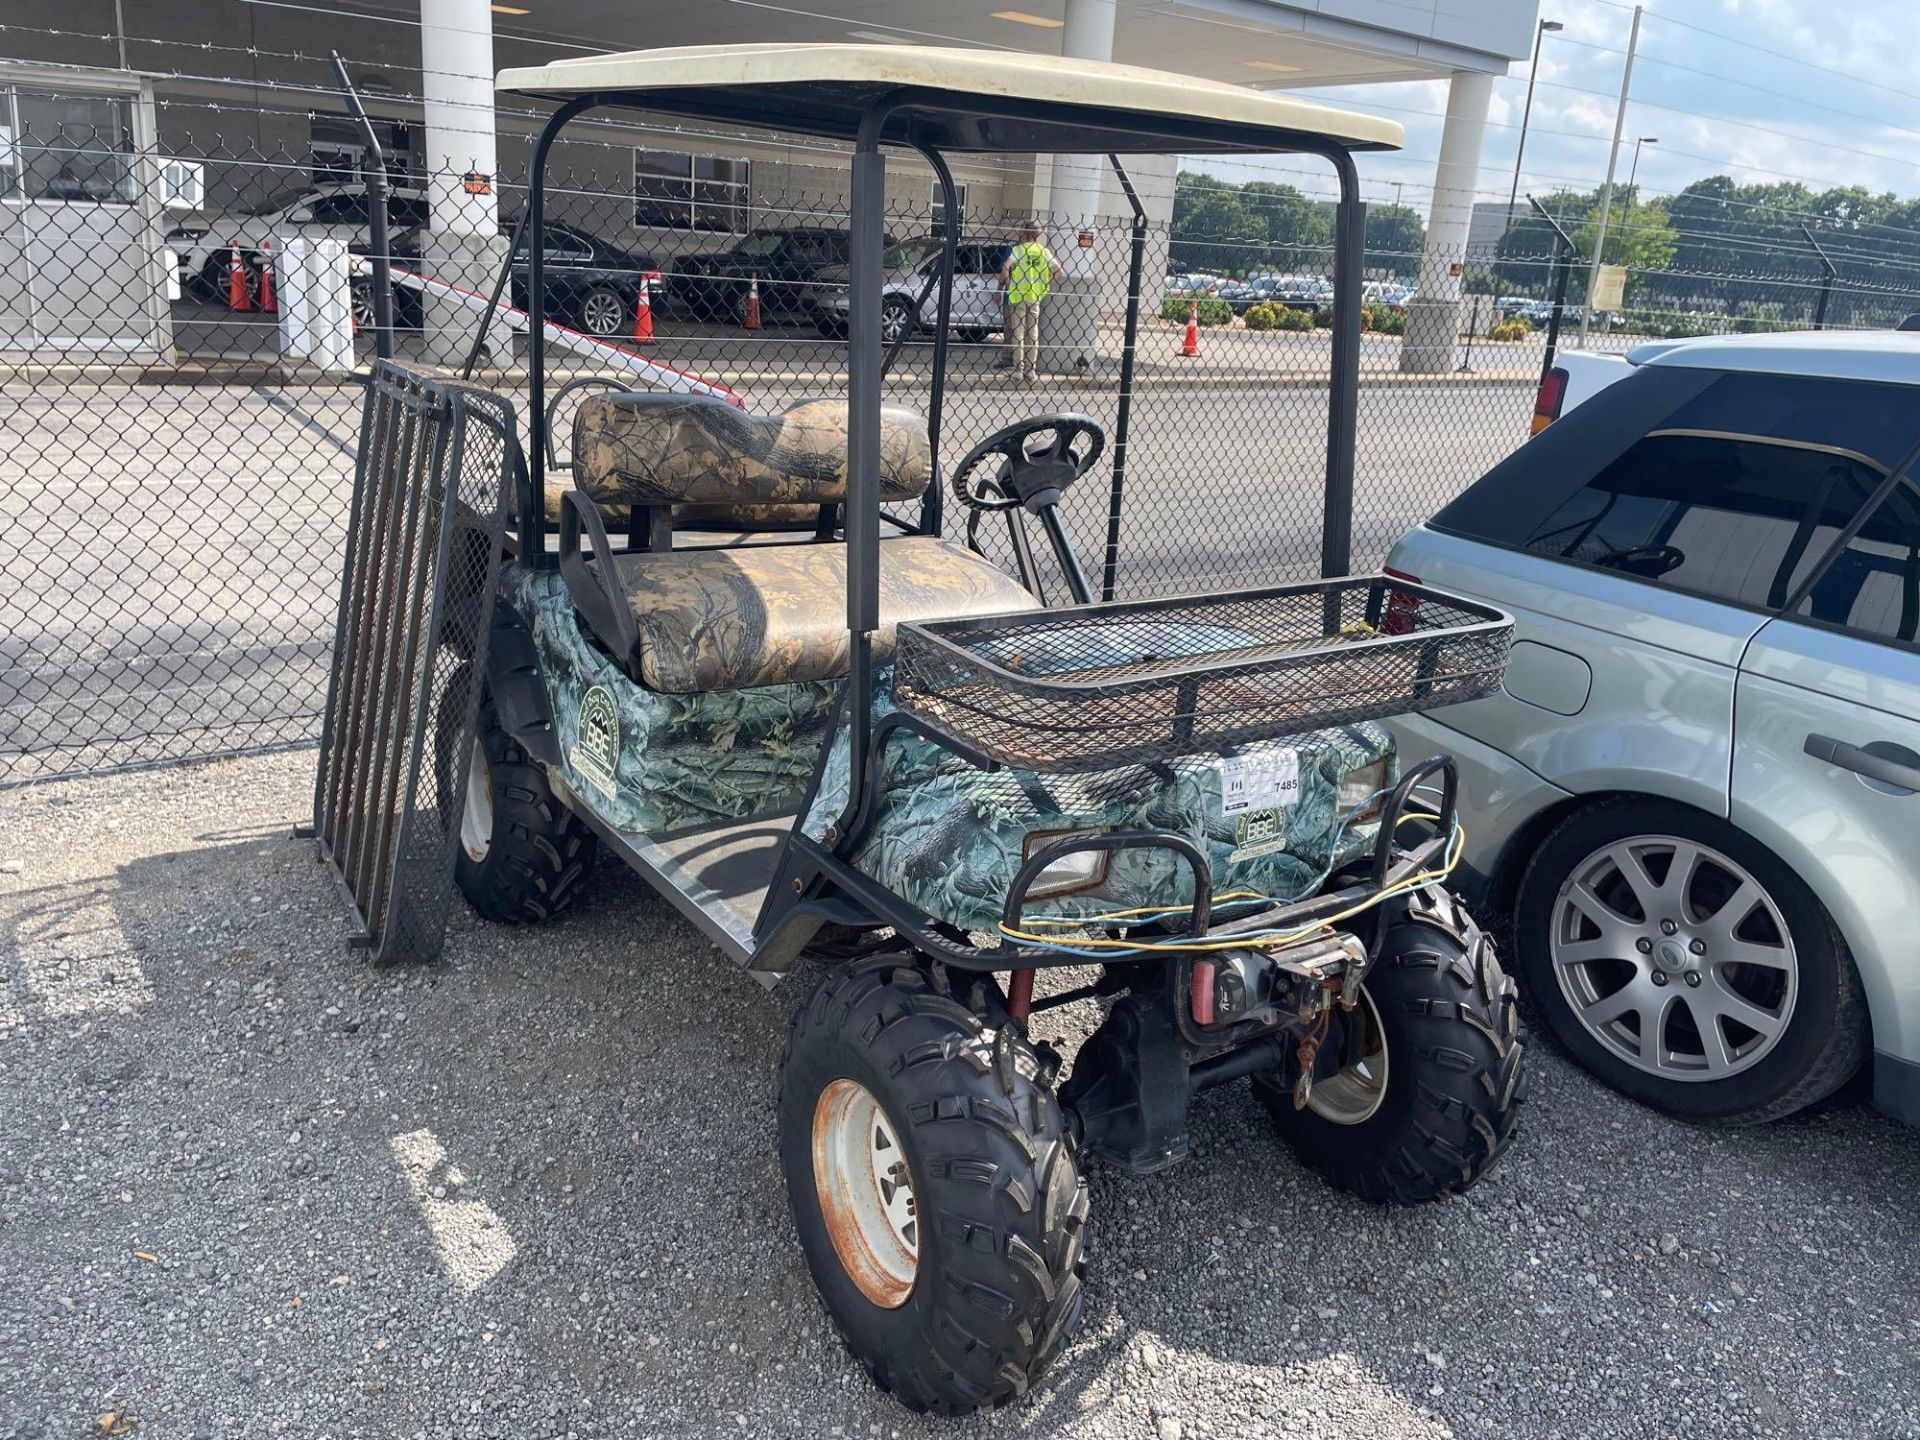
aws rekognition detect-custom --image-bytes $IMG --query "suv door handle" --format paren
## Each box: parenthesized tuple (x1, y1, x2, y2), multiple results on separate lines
(1804, 733, 1920, 794)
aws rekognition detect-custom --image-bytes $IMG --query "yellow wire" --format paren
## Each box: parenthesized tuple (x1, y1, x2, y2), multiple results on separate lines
(998, 813, 1462, 954)
(1007, 810, 1446, 932)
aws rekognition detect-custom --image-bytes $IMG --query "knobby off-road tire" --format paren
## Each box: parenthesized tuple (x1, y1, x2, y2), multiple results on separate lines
(1257, 888, 1528, 1204)
(438, 664, 596, 924)
(778, 959, 1088, 1414)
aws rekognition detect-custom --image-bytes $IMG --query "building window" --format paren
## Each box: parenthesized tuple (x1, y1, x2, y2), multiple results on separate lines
(7, 88, 134, 204)
(932, 180, 969, 236)
(633, 148, 750, 232)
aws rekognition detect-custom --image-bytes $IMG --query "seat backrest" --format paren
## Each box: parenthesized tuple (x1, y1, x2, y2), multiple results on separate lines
(573, 392, 932, 508)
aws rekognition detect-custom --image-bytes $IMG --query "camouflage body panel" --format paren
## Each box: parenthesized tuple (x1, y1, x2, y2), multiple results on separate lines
(499, 562, 840, 835)
(610, 536, 1038, 693)
(574, 393, 932, 507)
(804, 669, 1396, 936)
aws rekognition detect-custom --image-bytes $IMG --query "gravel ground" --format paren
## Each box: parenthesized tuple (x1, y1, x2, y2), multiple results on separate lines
(3, 750, 1917, 1440)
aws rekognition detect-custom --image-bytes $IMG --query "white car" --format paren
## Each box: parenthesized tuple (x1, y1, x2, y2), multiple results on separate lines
(167, 183, 429, 297)
(1391, 329, 1920, 1127)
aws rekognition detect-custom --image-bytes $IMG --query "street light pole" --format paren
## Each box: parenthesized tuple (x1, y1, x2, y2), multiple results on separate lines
(1506, 18, 1563, 231)
(1582, 3, 1643, 345)
(1627, 135, 1657, 192)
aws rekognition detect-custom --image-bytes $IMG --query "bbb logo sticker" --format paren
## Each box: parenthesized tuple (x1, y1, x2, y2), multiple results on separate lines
(572, 685, 620, 797)
(1231, 808, 1289, 860)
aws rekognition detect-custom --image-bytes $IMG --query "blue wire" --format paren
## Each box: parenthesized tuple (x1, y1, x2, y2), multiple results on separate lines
(1006, 793, 1459, 958)
(1009, 784, 1394, 945)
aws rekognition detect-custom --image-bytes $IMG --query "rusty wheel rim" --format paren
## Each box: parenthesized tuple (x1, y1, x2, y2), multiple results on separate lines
(459, 738, 492, 864)
(812, 1077, 918, 1308)
(1307, 987, 1388, 1126)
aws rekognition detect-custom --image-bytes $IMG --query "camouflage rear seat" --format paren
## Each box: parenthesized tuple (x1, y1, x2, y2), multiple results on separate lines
(563, 391, 1037, 692)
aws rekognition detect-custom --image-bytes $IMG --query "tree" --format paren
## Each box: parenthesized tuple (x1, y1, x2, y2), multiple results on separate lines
(1575, 191, 1677, 275)
(1362, 204, 1425, 275)
(1239, 180, 1330, 271)
(1169, 171, 1264, 275)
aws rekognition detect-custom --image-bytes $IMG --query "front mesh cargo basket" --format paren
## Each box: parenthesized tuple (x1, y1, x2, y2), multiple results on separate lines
(891, 576, 1513, 773)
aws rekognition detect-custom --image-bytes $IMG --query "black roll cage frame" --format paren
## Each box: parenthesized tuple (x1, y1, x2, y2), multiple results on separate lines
(481, 82, 1374, 968)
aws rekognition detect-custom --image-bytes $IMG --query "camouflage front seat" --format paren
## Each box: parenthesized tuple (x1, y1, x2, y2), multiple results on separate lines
(559, 391, 1037, 693)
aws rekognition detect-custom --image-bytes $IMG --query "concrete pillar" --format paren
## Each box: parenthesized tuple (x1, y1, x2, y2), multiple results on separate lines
(419, 0, 511, 365)
(1399, 70, 1493, 374)
(1038, 0, 1116, 376)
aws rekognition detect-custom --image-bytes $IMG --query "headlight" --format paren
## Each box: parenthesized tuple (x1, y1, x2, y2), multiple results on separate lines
(1021, 830, 1110, 899)
(1338, 757, 1390, 823)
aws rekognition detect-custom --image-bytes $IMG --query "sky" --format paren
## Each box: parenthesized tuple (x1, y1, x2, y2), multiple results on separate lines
(1198, 0, 1920, 216)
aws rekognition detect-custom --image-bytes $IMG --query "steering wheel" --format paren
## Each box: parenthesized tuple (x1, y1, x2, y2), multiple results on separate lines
(1593, 542, 1685, 578)
(950, 415, 1106, 514)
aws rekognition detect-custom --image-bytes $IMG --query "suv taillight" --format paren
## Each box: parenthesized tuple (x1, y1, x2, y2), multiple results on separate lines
(1531, 366, 1568, 434)
(1382, 565, 1420, 636)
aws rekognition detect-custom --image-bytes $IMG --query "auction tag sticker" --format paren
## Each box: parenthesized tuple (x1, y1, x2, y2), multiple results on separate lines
(1218, 748, 1299, 815)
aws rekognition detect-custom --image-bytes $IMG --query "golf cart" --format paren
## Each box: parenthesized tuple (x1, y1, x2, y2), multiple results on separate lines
(313, 43, 1527, 1414)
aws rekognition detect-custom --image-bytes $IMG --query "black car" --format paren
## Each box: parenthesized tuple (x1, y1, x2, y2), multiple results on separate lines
(506, 221, 660, 338)
(669, 227, 886, 323)
(347, 220, 656, 337)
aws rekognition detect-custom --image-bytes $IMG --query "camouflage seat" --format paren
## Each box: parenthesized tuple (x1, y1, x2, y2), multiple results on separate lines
(559, 391, 1035, 692)
(607, 536, 1038, 693)
(573, 391, 933, 510)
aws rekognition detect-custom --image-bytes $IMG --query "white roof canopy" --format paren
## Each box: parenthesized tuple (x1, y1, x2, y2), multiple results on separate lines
(497, 43, 1403, 155)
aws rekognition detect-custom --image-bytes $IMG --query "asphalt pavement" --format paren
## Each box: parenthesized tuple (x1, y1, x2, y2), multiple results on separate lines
(3, 749, 1916, 1439)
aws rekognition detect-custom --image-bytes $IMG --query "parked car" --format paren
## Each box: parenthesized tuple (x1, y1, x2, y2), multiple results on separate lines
(504, 220, 660, 338)
(1217, 277, 1282, 313)
(804, 236, 1005, 343)
(1387, 329, 1920, 1128)
(1163, 271, 1224, 296)
(168, 183, 430, 298)
(669, 226, 879, 323)
(1272, 274, 1334, 307)
(1363, 280, 1414, 312)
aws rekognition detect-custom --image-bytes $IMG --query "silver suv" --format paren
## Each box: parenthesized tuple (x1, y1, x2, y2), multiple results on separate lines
(805, 237, 1006, 344)
(1388, 331, 1920, 1126)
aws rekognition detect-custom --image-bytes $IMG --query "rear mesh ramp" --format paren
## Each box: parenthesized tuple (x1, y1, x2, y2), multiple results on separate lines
(312, 360, 514, 963)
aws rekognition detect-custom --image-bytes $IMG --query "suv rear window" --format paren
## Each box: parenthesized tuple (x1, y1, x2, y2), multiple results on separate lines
(1520, 430, 1886, 610)
(1433, 370, 1920, 613)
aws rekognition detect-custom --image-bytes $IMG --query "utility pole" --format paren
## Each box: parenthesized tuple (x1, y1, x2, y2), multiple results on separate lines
(1582, 4, 1642, 345)
(1628, 135, 1657, 192)
(1506, 18, 1563, 234)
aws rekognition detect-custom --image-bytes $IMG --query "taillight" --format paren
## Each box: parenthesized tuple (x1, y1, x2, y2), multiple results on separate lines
(1531, 366, 1568, 434)
(1382, 564, 1420, 636)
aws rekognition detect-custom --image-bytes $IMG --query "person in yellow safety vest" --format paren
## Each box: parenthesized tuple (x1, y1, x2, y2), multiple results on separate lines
(997, 220, 1065, 385)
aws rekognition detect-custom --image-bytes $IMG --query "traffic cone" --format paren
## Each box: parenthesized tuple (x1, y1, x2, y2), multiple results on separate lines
(743, 271, 762, 331)
(226, 243, 253, 313)
(256, 242, 277, 315)
(1178, 298, 1199, 357)
(631, 269, 657, 345)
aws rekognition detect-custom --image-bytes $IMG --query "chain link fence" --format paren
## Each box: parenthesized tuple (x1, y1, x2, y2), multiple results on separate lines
(13, 132, 1908, 785)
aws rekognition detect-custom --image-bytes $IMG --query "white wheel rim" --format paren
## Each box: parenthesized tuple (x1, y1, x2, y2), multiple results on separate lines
(459, 738, 493, 863)
(1307, 988, 1389, 1125)
(881, 305, 910, 343)
(1549, 835, 1798, 1081)
(813, 1077, 918, 1308)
